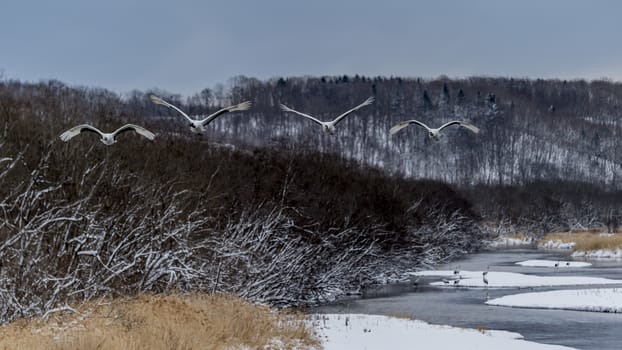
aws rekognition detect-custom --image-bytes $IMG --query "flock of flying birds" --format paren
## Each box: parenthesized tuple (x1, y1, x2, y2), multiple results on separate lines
(59, 95, 480, 145)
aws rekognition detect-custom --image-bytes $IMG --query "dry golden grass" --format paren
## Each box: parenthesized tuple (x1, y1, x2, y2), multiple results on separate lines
(542, 228, 622, 251)
(0, 294, 320, 350)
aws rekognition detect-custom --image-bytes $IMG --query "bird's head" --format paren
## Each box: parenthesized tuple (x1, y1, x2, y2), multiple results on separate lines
(322, 123, 336, 135)
(101, 134, 116, 146)
(190, 123, 204, 134)
(429, 130, 441, 141)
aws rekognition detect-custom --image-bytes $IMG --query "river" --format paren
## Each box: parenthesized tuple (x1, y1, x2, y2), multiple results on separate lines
(314, 249, 622, 350)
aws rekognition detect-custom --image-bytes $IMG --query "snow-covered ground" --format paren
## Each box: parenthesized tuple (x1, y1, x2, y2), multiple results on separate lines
(572, 248, 622, 259)
(515, 260, 591, 268)
(538, 240, 576, 250)
(487, 236, 535, 248)
(486, 288, 622, 313)
(410, 270, 622, 288)
(312, 314, 575, 350)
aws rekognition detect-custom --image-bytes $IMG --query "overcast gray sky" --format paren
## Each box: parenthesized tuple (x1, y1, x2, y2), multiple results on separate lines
(2, 0, 621, 95)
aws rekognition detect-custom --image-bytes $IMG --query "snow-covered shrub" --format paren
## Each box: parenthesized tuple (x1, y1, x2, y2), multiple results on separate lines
(0, 141, 482, 322)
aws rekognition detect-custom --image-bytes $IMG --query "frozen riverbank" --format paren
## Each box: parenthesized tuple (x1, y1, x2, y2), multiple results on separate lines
(313, 314, 576, 350)
(486, 288, 622, 313)
(409, 270, 622, 288)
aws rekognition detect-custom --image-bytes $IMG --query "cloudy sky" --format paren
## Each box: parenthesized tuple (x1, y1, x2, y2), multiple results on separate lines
(2, 0, 621, 95)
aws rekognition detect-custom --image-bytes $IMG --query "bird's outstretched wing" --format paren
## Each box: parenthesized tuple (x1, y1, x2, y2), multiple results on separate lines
(150, 95, 195, 124)
(59, 124, 104, 142)
(389, 120, 431, 135)
(331, 96, 375, 125)
(200, 101, 252, 126)
(112, 124, 156, 140)
(279, 103, 323, 126)
(438, 121, 480, 134)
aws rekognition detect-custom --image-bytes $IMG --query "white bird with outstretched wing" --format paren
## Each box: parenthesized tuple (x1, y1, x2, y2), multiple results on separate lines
(390, 119, 479, 141)
(150, 95, 252, 134)
(280, 96, 374, 134)
(60, 124, 155, 145)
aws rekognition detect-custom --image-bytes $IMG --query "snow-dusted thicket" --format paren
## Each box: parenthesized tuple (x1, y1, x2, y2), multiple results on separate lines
(0, 136, 482, 323)
(538, 240, 577, 250)
(486, 236, 535, 249)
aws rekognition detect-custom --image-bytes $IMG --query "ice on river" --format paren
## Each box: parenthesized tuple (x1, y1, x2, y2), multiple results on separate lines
(409, 270, 622, 288)
(312, 313, 576, 350)
(515, 260, 591, 268)
(572, 248, 622, 259)
(486, 288, 622, 313)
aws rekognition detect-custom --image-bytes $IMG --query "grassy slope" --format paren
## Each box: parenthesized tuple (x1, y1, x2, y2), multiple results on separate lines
(0, 294, 319, 350)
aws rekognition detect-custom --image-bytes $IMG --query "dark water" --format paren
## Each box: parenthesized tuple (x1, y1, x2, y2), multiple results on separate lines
(314, 250, 622, 350)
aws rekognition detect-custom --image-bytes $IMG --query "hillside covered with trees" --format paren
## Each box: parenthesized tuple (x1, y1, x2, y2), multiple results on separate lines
(124, 75, 622, 230)
(1, 75, 621, 321)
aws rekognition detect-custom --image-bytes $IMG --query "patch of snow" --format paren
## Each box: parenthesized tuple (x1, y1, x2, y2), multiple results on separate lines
(409, 270, 622, 288)
(572, 249, 622, 259)
(538, 240, 576, 250)
(515, 260, 591, 268)
(486, 236, 534, 248)
(486, 288, 622, 313)
(312, 314, 575, 350)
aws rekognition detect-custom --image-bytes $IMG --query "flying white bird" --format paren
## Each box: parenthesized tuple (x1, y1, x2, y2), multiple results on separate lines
(279, 96, 374, 134)
(390, 119, 479, 141)
(150, 95, 252, 134)
(59, 124, 155, 145)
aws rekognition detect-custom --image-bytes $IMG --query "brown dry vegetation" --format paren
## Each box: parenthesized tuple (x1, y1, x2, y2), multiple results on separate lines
(0, 293, 319, 350)
(542, 229, 622, 251)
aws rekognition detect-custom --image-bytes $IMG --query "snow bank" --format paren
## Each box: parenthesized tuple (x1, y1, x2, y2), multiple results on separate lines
(410, 270, 621, 288)
(312, 314, 575, 350)
(487, 236, 534, 248)
(538, 240, 576, 250)
(572, 248, 622, 259)
(515, 260, 591, 268)
(486, 288, 622, 313)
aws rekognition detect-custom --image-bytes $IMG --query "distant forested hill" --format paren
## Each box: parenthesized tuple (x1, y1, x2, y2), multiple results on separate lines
(1, 75, 621, 320)
(2, 75, 622, 229)
(124, 75, 622, 189)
